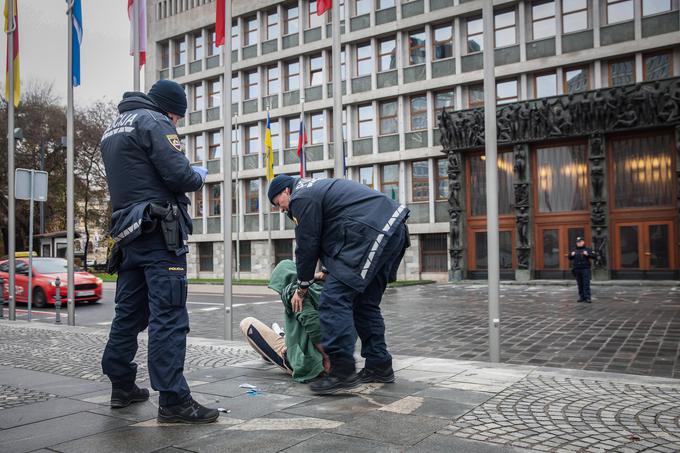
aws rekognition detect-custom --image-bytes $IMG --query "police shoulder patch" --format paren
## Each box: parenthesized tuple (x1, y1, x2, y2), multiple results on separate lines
(166, 134, 183, 152)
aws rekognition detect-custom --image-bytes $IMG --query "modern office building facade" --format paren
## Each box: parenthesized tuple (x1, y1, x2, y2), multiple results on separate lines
(146, 0, 680, 281)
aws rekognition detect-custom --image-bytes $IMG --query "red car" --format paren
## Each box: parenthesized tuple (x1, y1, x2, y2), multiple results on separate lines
(0, 258, 103, 308)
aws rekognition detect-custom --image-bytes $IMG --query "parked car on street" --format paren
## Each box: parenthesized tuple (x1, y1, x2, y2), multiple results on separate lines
(0, 257, 103, 308)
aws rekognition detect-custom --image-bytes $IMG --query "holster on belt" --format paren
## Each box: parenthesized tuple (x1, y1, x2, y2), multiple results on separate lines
(148, 201, 181, 252)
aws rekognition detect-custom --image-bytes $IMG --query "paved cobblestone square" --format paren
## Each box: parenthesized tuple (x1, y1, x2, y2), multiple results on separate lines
(0, 385, 55, 410)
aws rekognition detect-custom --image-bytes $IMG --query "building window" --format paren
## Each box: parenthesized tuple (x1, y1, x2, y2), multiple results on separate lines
(467, 17, 483, 53)
(359, 166, 374, 188)
(474, 231, 514, 270)
(208, 78, 220, 108)
(194, 189, 203, 217)
(245, 179, 259, 214)
(607, 0, 634, 24)
(421, 234, 447, 272)
(174, 37, 186, 65)
(269, 120, 281, 151)
(311, 171, 326, 179)
(379, 99, 398, 135)
(329, 47, 347, 81)
(434, 91, 455, 127)
(192, 32, 203, 60)
(356, 42, 373, 76)
(274, 240, 293, 265)
(497, 79, 518, 104)
(160, 42, 170, 69)
(537, 144, 589, 213)
(244, 15, 258, 46)
(245, 124, 259, 154)
(309, 54, 324, 86)
(285, 60, 300, 91)
(286, 117, 299, 148)
(644, 53, 672, 81)
(378, 37, 396, 72)
(239, 241, 252, 272)
(266, 9, 279, 40)
(231, 74, 240, 103)
(209, 131, 221, 160)
(193, 83, 203, 111)
(308, 0, 324, 29)
(532, 1, 556, 40)
(535, 72, 557, 98)
(469, 153, 515, 216)
(411, 161, 429, 202)
(469, 84, 484, 108)
(231, 19, 239, 50)
(310, 112, 324, 144)
(198, 243, 213, 272)
(436, 158, 448, 200)
(208, 183, 220, 216)
(357, 104, 374, 138)
(284, 3, 299, 35)
(409, 95, 427, 131)
(192, 134, 204, 162)
(562, 0, 588, 33)
(377, 0, 395, 9)
(245, 70, 259, 100)
(564, 66, 589, 93)
(263, 66, 278, 97)
(494, 10, 516, 47)
(232, 128, 239, 156)
(329, 108, 347, 142)
(609, 58, 635, 86)
(433, 24, 453, 60)
(355, 0, 371, 15)
(408, 29, 426, 65)
(643, 0, 671, 16)
(381, 164, 399, 200)
(612, 134, 674, 209)
(207, 28, 218, 56)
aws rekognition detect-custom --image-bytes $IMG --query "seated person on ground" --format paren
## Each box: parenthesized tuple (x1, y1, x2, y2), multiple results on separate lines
(240, 259, 329, 383)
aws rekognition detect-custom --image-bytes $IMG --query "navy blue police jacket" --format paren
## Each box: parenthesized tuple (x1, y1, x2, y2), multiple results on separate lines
(288, 178, 409, 293)
(100, 92, 203, 251)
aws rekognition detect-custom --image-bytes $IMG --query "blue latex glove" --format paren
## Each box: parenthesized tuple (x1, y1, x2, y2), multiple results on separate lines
(192, 166, 208, 182)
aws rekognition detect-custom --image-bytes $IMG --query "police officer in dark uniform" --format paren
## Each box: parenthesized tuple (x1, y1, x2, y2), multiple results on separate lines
(100, 80, 218, 423)
(569, 236, 596, 303)
(267, 174, 410, 394)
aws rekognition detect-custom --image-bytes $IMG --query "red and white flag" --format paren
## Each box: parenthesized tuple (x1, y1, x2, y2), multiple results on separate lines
(215, 0, 226, 47)
(128, 0, 146, 66)
(317, 0, 332, 15)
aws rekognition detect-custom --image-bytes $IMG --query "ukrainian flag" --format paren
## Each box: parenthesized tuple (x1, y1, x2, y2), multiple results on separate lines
(265, 111, 274, 181)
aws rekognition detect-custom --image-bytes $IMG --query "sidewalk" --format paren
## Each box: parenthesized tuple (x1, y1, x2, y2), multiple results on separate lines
(0, 321, 679, 452)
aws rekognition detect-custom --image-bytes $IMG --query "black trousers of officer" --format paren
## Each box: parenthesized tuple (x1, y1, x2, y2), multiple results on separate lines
(319, 223, 408, 376)
(101, 231, 191, 406)
(573, 268, 592, 301)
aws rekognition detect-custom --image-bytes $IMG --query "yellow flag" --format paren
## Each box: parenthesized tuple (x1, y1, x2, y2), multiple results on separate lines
(265, 112, 274, 181)
(4, 0, 20, 107)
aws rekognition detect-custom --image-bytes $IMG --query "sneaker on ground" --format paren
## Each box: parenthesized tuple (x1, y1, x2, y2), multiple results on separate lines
(158, 397, 220, 424)
(357, 366, 396, 384)
(310, 373, 361, 395)
(110, 384, 150, 409)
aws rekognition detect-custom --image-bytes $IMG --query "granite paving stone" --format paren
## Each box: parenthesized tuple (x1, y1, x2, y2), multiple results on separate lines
(333, 410, 450, 446)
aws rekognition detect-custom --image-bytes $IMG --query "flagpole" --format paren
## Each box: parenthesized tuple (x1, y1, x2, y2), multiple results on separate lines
(266, 107, 272, 274)
(132, 0, 140, 91)
(331, 0, 343, 179)
(6, 0, 16, 321)
(221, 0, 233, 341)
(234, 114, 240, 282)
(66, 0, 76, 325)
(300, 96, 306, 178)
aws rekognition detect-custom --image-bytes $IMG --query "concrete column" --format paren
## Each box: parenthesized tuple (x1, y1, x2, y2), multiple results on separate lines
(454, 17, 463, 75)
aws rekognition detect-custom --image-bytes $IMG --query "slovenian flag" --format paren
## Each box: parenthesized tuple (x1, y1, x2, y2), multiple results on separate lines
(128, 0, 147, 66)
(317, 0, 332, 15)
(72, 0, 83, 87)
(297, 118, 308, 178)
(215, 0, 226, 47)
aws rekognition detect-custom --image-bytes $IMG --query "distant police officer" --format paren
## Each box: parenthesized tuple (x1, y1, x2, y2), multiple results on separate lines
(268, 175, 410, 394)
(569, 237, 596, 303)
(100, 80, 218, 424)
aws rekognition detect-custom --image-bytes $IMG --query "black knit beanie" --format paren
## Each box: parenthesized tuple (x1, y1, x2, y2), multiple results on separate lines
(268, 175, 295, 205)
(148, 79, 187, 117)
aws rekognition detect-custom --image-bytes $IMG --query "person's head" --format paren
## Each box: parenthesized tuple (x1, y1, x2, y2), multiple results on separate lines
(576, 237, 585, 247)
(147, 80, 187, 126)
(267, 175, 295, 212)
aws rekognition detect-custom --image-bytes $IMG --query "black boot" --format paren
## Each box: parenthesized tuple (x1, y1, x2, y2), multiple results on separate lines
(357, 364, 395, 384)
(157, 397, 219, 424)
(110, 384, 150, 408)
(310, 359, 360, 395)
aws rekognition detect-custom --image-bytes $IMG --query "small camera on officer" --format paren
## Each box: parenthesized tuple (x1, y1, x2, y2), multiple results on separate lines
(100, 80, 217, 423)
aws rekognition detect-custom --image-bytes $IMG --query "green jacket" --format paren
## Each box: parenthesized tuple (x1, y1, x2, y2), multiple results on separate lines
(267, 260, 324, 383)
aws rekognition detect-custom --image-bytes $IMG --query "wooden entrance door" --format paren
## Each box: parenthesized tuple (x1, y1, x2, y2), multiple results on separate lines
(614, 220, 675, 271)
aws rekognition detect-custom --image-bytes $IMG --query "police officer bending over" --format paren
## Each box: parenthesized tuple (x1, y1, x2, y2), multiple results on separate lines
(100, 80, 218, 424)
(268, 174, 410, 395)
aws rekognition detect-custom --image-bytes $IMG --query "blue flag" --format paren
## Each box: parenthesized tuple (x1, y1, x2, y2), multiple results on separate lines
(71, 0, 83, 86)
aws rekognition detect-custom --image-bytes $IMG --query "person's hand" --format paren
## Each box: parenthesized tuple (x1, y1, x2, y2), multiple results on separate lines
(571, 251, 575, 256)
(291, 290, 304, 312)
(315, 344, 331, 373)
(192, 166, 208, 182)
(583, 250, 588, 256)
(314, 271, 326, 281)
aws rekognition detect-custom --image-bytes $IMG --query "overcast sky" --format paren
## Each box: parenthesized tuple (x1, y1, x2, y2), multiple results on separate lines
(1, 0, 142, 107)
